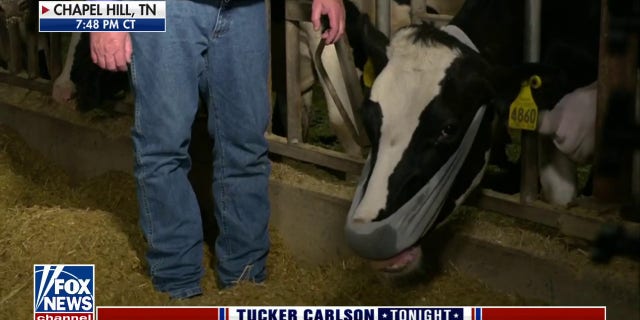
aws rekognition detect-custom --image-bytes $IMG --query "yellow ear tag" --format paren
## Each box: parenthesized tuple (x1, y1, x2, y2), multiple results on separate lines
(508, 75, 541, 131)
(363, 58, 376, 89)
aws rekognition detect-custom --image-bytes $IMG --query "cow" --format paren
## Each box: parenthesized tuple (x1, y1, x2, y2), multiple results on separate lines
(537, 81, 597, 205)
(51, 32, 130, 113)
(343, 0, 600, 276)
(69, 33, 130, 113)
(0, 0, 54, 78)
(51, 32, 80, 105)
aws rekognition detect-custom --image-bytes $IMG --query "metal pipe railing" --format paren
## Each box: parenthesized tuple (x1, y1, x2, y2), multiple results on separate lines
(376, 0, 390, 37)
(632, 71, 640, 207)
(524, 0, 542, 62)
(520, 0, 542, 204)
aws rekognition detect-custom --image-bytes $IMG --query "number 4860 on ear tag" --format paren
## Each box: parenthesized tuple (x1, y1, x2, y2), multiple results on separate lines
(508, 75, 541, 131)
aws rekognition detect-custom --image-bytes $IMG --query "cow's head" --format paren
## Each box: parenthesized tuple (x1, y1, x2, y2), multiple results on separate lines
(345, 23, 496, 276)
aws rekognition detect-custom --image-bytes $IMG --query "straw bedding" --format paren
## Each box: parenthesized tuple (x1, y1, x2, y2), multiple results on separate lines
(0, 124, 537, 320)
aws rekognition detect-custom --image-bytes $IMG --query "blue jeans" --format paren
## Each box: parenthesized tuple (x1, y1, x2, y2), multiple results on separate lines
(129, 0, 271, 299)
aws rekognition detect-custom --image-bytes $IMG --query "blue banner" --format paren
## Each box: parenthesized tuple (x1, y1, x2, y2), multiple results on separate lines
(39, 18, 165, 32)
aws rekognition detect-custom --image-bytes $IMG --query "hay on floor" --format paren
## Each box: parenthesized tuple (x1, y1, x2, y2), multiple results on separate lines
(0, 126, 536, 320)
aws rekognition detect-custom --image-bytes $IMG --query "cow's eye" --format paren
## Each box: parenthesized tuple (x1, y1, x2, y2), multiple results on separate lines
(441, 123, 458, 137)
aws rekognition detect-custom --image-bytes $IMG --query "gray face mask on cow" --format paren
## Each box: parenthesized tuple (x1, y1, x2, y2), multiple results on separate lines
(344, 104, 486, 260)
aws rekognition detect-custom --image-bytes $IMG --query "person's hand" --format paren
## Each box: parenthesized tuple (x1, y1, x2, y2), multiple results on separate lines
(90, 32, 132, 72)
(311, 0, 345, 45)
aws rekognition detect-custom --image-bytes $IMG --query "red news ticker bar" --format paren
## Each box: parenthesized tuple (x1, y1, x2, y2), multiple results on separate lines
(97, 307, 218, 320)
(482, 307, 606, 320)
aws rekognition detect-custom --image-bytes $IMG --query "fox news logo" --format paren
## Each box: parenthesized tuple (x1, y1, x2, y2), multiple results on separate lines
(34, 265, 94, 320)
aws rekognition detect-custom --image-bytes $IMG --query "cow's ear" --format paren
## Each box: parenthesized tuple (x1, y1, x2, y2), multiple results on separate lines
(488, 65, 521, 121)
(466, 75, 496, 116)
(444, 55, 496, 111)
(360, 14, 390, 75)
(344, 0, 389, 75)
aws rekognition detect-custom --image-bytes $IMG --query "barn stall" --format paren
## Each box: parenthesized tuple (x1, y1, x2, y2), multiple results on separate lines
(0, 0, 638, 319)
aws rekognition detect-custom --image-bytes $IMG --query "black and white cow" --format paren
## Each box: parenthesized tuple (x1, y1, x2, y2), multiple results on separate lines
(69, 33, 130, 112)
(51, 32, 130, 113)
(51, 32, 80, 105)
(0, 0, 54, 78)
(344, 0, 600, 275)
(537, 81, 598, 205)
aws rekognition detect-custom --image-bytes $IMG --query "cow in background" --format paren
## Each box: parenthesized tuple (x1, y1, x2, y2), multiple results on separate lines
(51, 32, 130, 114)
(0, 0, 56, 78)
(69, 33, 130, 112)
(51, 33, 80, 105)
(343, 0, 600, 276)
(536, 81, 597, 205)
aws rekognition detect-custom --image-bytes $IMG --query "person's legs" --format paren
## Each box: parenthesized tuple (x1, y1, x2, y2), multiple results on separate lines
(129, 0, 217, 299)
(204, 0, 271, 288)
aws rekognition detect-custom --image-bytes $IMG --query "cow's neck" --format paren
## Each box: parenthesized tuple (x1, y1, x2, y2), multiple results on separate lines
(449, 0, 525, 67)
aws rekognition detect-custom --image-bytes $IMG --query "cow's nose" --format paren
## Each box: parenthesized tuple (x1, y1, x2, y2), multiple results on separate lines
(344, 218, 402, 260)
